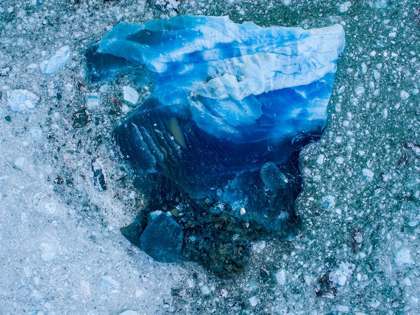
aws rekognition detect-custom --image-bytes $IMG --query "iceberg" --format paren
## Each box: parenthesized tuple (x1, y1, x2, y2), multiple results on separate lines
(87, 16, 345, 276)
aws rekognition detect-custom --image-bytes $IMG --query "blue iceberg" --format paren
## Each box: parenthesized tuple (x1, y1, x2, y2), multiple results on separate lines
(87, 16, 345, 276)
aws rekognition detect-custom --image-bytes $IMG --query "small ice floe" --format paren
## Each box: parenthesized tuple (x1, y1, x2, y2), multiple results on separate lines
(374, 0, 388, 9)
(362, 168, 374, 181)
(322, 195, 336, 209)
(123, 86, 139, 105)
(201, 285, 211, 295)
(86, 93, 100, 110)
(249, 296, 259, 307)
(156, 0, 180, 11)
(40, 46, 70, 74)
(7, 89, 39, 112)
(14, 157, 26, 170)
(80, 280, 91, 298)
(40, 243, 56, 262)
(329, 262, 355, 286)
(29, 126, 43, 140)
(316, 154, 325, 165)
(275, 269, 286, 285)
(400, 90, 410, 100)
(100, 275, 120, 289)
(336, 305, 350, 313)
(394, 248, 414, 267)
(339, 2, 352, 13)
(119, 311, 139, 315)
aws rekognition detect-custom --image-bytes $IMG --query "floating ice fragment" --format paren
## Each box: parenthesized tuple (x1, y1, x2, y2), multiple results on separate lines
(7, 89, 39, 112)
(339, 2, 352, 13)
(119, 311, 138, 315)
(156, 0, 180, 11)
(394, 248, 414, 266)
(403, 277, 412, 286)
(80, 280, 91, 298)
(86, 93, 100, 110)
(362, 168, 374, 181)
(355, 86, 365, 96)
(400, 90, 410, 100)
(139, 213, 183, 262)
(249, 296, 259, 307)
(100, 275, 120, 288)
(201, 285, 211, 295)
(40, 46, 70, 74)
(317, 154, 325, 165)
(336, 305, 350, 313)
(329, 262, 355, 286)
(40, 243, 56, 262)
(335, 156, 345, 164)
(374, 0, 388, 9)
(322, 195, 336, 209)
(275, 269, 286, 285)
(14, 157, 26, 170)
(29, 126, 43, 140)
(44, 203, 57, 215)
(123, 86, 139, 105)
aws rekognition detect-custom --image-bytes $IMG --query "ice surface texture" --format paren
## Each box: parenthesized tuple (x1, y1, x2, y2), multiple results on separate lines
(88, 15, 345, 275)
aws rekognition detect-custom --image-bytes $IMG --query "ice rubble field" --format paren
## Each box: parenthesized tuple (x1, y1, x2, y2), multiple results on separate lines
(0, 0, 419, 314)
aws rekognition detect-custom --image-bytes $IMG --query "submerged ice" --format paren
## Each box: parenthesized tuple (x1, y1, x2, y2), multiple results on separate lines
(88, 15, 345, 276)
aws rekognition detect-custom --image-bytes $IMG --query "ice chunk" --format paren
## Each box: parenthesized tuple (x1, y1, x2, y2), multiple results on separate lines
(100, 275, 120, 289)
(400, 90, 410, 100)
(329, 262, 355, 286)
(339, 2, 352, 13)
(7, 89, 39, 112)
(201, 285, 211, 295)
(40, 46, 70, 74)
(322, 195, 336, 209)
(394, 248, 414, 266)
(123, 86, 139, 105)
(40, 243, 56, 262)
(14, 157, 26, 170)
(29, 126, 43, 140)
(97, 16, 345, 200)
(275, 269, 286, 285)
(249, 296, 259, 307)
(88, 16, 345, 275)
(86, 93, 100, 110)
(139, 213, 183, 262)
(374, 0, 388, 9)
(362, 168, 374, 181)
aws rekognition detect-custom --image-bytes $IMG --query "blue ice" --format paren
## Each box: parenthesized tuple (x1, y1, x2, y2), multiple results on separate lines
(88, 16, 345, 231)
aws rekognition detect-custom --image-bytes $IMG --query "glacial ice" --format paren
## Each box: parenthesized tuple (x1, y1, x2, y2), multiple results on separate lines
(87, 15, 345, 274)
(40, 45, 70, 75)
(139, 213, 183, 262)
(7, 89, 39, 112)
(123, 86, 139, 105)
